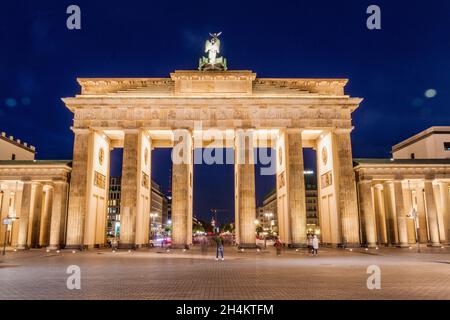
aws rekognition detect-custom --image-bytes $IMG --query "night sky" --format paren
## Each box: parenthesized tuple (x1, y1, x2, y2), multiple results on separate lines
(1, 1, 449, 224)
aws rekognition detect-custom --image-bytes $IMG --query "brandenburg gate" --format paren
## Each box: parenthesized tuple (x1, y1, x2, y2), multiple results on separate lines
(62, 69, 363, 249)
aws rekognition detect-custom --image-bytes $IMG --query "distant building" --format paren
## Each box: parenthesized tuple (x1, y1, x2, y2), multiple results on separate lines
(107, 177, 122, 236)
(0, 131, 35, 160)
(256, 171, 319, 236)
(304, 171, 319, 234)
(392, 126, 450, 159)
(107, 177, 169, 239)
(150, 180, 169, 237)
(256, 189, 278, 234)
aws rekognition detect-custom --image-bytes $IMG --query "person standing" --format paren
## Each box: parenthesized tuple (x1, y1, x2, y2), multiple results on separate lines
(274, 239, 283, 256)
(312, 235, 319, 255)
(214, 234, 224, 260)
(307, 234, 313, 253)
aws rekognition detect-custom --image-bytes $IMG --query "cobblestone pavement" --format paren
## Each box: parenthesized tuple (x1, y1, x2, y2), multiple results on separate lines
(1, 246, 450, 300)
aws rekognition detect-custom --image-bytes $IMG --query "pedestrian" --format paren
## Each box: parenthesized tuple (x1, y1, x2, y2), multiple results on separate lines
(274, 239, 282, 256)
(214, 234, 224, 260)
(312, 235, 319, 255)
(201, 236, 208, 255)
(307, 234, 313, 253)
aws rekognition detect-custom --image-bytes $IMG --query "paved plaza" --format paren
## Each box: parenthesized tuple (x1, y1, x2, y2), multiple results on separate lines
(1, 246, 450, 300)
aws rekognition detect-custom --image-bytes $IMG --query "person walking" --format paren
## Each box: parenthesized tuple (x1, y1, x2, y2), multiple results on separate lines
(312, 235, 319, 255)
(307, 234, 313, 253)
(214, 234, 224, 260)
(201, 235, 208, 255)
(274, 239, 283, 256)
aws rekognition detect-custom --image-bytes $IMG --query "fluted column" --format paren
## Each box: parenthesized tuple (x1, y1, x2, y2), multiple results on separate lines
(48, 181, 69, 249)
(39, 186, 53, 247)
(415, 186, 428, 243)
(383, 181, 398, 245)
(0, 187, 10, 245)
(287, 130, 307, 247)
(17, 181, 32, 249)
(424, 180, 440, 247)
(438, 182, 449, 243)
(333, 130, 360, 245)
(374, 185, 388, 244)
(119, 131, 139, 249)
(66, 129, 90, 249)
(359, 181, 377, 248)
(235, 130, 256, 248)
(171, 129, 193, 249)
(402, 185, 416, 244)
(393, 180, 408, 247)
(29, 183, 43, 247)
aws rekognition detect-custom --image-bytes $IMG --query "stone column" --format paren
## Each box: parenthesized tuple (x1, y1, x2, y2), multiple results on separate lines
(374, 185, 388, 244)
(171, 129, 193, 249)
(333, 130, 360, 246)
(29, 183, 43, 248)
(17, 181, 32, 249)
(66, 129, 90, 249)
(424, 180, 440, 246)
(48, 181, 69, 249)
(119, 131, 139, 249)
(359, 181, 377, 248)
(235, 130, 257, 248)
(11, 187, 23, 247)
(39, 186, 53, 247)
(383, 181, 398, 245)
(393, 180, 409, 247)
(402, 185, 416, 244)
(415, 186, 428, 243)
(286, 131, 307, 247)
(0, 186, 10, 245)
(438, 182, 449, 243)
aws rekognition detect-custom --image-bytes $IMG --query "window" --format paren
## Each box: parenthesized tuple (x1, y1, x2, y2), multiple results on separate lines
(410, 153, 415, 159)
(11, 154, 16, 160)
(444, 142, 450, 151)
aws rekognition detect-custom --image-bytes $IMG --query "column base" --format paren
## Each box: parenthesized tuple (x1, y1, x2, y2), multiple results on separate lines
(16, 245, 29, 250)
(429, 243, 441, 247)
(367, 243, 377, 248)
(238, 243, 258, 249)
(289, 243, 308, 249)
(46, 245, 60, 250)
(339, 243, 361, 248)
(118, 243, 137, 250)
(170, 244, 190, 250)
(397, 244, 410, 248)
(65, 244, 86, 251)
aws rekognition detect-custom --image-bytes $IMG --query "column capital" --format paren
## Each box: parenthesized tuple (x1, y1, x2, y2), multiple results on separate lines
(333, 127, 354, 134)
(122, 128, 140, 134)
(286, 128, 304, 134)
(71, 127, 90, 135)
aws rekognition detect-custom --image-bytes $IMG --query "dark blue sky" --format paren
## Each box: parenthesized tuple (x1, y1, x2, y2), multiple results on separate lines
(1, 0, 450, 223)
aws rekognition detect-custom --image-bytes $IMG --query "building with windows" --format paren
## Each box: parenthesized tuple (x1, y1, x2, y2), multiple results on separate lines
(107, 177, 122, 237)
(0, 131, 35, 161)
(107, 177, 169, 240)
(392, 126, 450, 160)
(257, 172, 319, 237)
